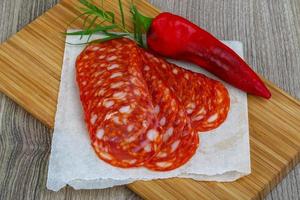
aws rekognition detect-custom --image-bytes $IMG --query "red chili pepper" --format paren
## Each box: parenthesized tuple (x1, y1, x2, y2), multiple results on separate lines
(145, 12, 271, 99)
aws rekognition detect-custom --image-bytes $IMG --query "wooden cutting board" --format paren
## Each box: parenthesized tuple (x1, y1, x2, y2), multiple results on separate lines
(0, 0, 299, 199)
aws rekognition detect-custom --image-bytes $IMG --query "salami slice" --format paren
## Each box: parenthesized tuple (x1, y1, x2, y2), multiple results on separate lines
(139, 49, 199, 171)
(190, 75, 230, 131)
(76, 38, 229, 171)
(142, 51, 230, 132)
(76, 38, 161, 168)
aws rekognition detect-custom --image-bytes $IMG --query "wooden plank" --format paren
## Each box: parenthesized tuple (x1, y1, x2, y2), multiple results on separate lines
(0, 0, 300, 199)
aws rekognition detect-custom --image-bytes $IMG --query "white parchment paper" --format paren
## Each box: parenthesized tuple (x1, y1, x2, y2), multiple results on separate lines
(47, 33, 250, 191)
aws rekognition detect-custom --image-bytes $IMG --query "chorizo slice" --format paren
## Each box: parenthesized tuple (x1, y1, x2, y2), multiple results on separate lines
(139, 49, 199, 171)
(76, 38, 161, 168)
(141, 50, 230, 132)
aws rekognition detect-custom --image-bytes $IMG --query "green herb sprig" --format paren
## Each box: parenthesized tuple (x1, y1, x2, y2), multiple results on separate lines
(65, 0, 153, 47)
(130, 4, 153, 47)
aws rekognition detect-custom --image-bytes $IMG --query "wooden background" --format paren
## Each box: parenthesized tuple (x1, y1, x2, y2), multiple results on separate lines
(0, 0, 300, 199)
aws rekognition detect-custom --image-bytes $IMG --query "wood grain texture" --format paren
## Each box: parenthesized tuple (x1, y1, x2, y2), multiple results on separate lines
(0, 0, 300, 200)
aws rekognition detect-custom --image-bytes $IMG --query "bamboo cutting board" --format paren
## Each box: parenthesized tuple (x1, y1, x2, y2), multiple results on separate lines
(0, 0, 300, 199)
